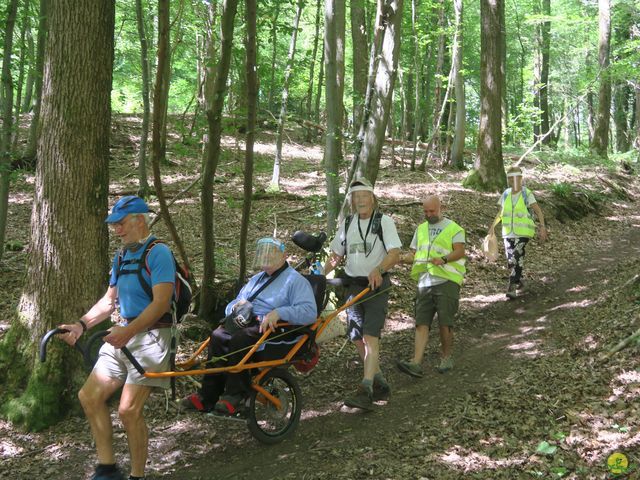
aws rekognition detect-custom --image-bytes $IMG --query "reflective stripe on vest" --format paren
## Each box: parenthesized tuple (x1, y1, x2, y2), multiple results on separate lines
(410, 221, 466, 285)
(501, 192, 535, 238)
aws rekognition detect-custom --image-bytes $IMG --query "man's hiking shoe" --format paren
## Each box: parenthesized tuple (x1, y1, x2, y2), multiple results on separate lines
(372, 382, 391, 401)
(516, 280, 526, 292)
(344, 386, 373, 411)
(214, 394, 243, 416)
(179, 393, 209, 413)
(91, 466, 125, 480)
(506, 283, 517, 299)
(396, 360, 423, 378)
(436, 357, 454, 374)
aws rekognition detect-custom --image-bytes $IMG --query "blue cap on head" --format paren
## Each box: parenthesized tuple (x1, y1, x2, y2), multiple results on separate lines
(105, 196, 149, 223)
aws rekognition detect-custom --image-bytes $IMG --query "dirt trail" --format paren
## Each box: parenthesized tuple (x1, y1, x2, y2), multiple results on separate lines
(170, 225, 640, 479)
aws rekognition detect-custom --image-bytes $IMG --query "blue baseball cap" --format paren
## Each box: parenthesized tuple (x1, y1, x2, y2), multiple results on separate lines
(105, 195, 149, 223)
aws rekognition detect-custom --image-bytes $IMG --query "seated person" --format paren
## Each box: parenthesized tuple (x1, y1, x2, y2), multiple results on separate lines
(182, 237, 317, 414)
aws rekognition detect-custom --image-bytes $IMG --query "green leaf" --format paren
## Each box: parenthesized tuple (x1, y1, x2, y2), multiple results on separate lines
(536, 441, 557, 456)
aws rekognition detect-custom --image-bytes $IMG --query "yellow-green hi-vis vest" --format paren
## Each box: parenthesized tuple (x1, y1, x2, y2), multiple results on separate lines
(501, 190, 535, 238)
(411, 221, 466, 285)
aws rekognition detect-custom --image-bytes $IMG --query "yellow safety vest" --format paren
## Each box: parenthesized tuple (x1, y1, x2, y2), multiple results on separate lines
(411, 221, 466, 285)
(501, 190, 535, 238)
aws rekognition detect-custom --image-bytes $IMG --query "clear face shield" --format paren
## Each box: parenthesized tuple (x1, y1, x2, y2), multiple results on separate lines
(507, 172, 523, 190)
(253, 238, 285, 271)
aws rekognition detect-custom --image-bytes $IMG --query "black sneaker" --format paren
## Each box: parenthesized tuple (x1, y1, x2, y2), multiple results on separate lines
(91, 466, 125, 480)
(372, 382, 391, 401)
(344, 386, 373, 411)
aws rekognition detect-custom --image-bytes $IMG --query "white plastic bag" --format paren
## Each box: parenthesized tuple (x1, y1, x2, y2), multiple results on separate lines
(316, 311, 346, 344)
(482, 230, 499, 262)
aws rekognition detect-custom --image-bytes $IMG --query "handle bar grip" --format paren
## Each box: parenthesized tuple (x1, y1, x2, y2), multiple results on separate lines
(39, 328, 69, 363)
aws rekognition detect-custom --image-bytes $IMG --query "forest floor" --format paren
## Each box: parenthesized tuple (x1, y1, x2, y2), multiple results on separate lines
(1, 119, 640, 479)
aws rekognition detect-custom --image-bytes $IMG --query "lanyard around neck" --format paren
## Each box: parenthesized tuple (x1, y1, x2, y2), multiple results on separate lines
(357, 214, 375, 257)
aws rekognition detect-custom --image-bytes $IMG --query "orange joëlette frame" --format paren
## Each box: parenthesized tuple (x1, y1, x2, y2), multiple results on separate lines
(143, 287, 370, 407)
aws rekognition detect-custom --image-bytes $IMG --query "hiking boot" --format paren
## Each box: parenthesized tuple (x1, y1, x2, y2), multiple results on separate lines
(214, 394, 243, 416)
(436, 356, 454, 374)
(396, 359, 423, 378)
(91, 466, 125, 480)
(179, 393, 210, 413)
(506, 283, 517, 299)
(344, 385, 373, 411)
(516, 280, 526, 292)
(372, 382, 391, 401)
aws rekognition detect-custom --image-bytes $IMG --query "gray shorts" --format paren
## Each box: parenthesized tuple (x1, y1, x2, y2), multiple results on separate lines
(345, 274, 391, 340)
(415, 281, 460, 328)
(93, 328, 173, 388)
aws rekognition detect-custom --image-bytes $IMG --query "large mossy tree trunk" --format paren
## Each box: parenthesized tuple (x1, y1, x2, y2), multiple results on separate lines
(199, 0, 238, 320)
(464, 0, 505, 192)
(324, 0, 346, 233)
(0, 0, 115, 431)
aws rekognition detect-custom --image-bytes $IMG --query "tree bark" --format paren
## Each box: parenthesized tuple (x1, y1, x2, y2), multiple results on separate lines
(270, 0, 304, 190)
(464, 0, 505, 192)
(238, 0, 257, 285)
(350, 0, 368, 134)
(135, 0, 151, 196)
(314, 42, 325, 124)
(305, 0, 322, 141)
(24, 0, 48, 163)
(450, 0, 465, 169)
(0, 0, 114, 431)
(12, 0, 31, 151)
(350, 0, 404, 186)
(410, 0, 422, 171)
(0, 0, 19, 263)
(431, 0, 446, 151)
(533, 0, 551, 146)
(613, 83, 630, 152)
(324, 0, 346, 233)
(267, 3, 280, 113)
(21, 21, 35, 114)
(199, 0, 238, 319)
(590, 0, 612, 158)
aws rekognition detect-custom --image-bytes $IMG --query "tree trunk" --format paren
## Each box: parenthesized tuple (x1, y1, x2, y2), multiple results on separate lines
(410, 0, 422, 171)
(267, 3, 280, 113)
(349, 0, 404, 186)
(324, 0, 346, 233)
(305, 0, 321, 142)
(21, 21, 35, 113)
(0, 0, 114, 431)
(199, 0, 238, 320)
(500, 0, 508, 143)
(450, 0, 465, 169)
(24, 0, 48, 163)
(12, 0, 31, 152)
(613, 83, 630, 152)
(314, 42, 324, 124)
(135, 0, 151, 196)
(464, 0, 505, 192)
(0, 0, 19, 263)
(635, 84, 640, 150)
(238, 0, 257, 285)
(270, 0, 304, 191)
(351, 0, 368, 132)
(590, 0, 612, 158)
(431, 0, 446, 151)
(533, 0, 551, 146)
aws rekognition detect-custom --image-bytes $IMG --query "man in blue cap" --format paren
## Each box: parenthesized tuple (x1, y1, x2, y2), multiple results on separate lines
(59, 195, 176, 480)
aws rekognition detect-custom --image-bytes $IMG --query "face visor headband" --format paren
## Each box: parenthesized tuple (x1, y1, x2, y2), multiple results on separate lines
(507, 172, 523, 178)
(349, 185, 374, 194)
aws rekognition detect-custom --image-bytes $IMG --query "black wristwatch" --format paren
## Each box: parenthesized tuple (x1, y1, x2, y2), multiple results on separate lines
(442, 256, 448, 264)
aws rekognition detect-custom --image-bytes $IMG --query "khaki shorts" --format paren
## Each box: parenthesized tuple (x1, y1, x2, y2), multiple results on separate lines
(93, 328, 172, 388)
(415, 281, 460, 328)
(345, 274, 391, 340)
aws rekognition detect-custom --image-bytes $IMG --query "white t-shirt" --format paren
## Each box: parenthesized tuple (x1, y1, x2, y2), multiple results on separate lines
(498, 187, 537, 239)
(410, 218, 465, 288)
(330, 213, 402, 277)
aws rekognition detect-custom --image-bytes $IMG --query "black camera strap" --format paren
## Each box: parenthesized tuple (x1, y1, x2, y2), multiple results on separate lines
(246, 261, 289, 304)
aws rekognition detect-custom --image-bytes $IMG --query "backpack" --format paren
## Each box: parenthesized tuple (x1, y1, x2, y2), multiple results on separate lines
(342, 210, 387, 253)
(116, 238, 193, 322)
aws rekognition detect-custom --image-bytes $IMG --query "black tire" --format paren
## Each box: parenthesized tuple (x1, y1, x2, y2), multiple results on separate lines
(247, 368, 302, 444)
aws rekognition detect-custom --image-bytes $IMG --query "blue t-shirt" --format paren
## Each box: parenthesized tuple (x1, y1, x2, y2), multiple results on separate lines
(109, 238, 176, 319)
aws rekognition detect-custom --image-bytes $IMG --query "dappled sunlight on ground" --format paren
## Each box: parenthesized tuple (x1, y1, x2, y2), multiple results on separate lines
(438, 445, 526, 473)
(385, 312, 415, 332)
(460, 293, 506, 306)
(578, 334, 600, 351)
(550, 299, 596, 311)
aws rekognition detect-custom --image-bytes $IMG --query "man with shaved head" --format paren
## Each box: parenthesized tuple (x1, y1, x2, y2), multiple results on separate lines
(397, 195, 466, 377)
